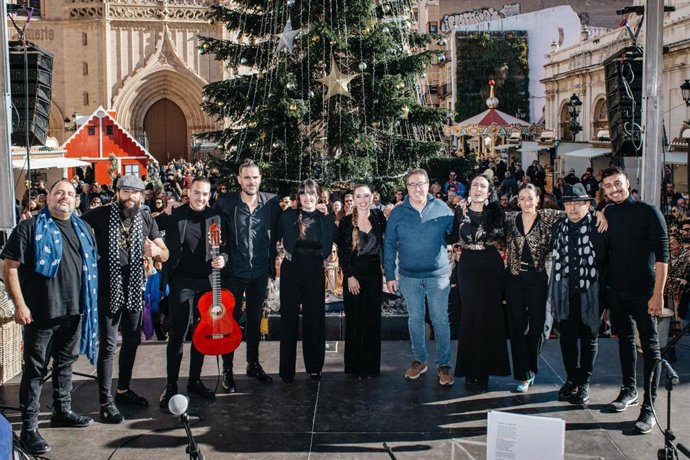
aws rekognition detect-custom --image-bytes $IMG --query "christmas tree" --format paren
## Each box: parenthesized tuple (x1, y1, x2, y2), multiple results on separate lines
(199, 0, 448, 193)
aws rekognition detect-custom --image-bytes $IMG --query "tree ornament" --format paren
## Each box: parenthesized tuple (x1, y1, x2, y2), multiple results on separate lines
(315, 57, 359, 99)
(311, 34, 320, 43)
(288, 102, 298, 111)
(358, 62, 367, 71)
(287, 0, 295, 5)
(400, 105, 410, 118)
(248, 121, 257, 128)
(438, 38, 447, 46)
(240, 57, 248, 65)
(382, 4, 391, 13)
(272, 141, 281, 148)
(286, 82, 296, 90)
(395, 81, 405, 90)
(382, 26, 390, 34)
(275, 17, 300, 53)
(438, 54, 446, 63)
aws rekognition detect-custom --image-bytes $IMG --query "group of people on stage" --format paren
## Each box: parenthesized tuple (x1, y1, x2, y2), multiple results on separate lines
(384, 167, 668, 436)
(0, 160, 669, 455)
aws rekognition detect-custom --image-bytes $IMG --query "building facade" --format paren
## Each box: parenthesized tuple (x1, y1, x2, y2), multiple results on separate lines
(7, 0, 225, 163)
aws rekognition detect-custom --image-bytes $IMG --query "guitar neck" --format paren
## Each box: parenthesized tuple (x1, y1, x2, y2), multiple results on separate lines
(211, 245, 221, 306)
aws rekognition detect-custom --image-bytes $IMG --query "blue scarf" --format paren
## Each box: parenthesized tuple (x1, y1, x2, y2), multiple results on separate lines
(34, 208, 99, 365)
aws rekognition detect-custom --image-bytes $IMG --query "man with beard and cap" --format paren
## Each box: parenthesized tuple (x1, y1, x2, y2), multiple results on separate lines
(214, 159, 282, 392)
(82, 175, 169, 424)
(2, 180, 99, 455)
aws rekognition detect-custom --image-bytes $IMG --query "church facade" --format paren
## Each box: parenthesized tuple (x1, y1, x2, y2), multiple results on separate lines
(8, 0, 225, 163)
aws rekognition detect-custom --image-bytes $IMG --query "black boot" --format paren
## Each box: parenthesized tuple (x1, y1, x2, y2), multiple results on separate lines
(159, 383, 178, 411)
(20, 429, 50, 455)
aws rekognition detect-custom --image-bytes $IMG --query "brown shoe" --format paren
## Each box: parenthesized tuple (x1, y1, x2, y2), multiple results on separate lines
(404, 360, 428, 380)
(438, 366, 454, 386)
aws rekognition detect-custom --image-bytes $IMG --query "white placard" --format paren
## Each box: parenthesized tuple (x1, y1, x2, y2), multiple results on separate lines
(487, 411, 565, 460)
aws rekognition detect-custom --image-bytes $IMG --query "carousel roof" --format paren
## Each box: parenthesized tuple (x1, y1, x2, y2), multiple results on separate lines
(443, 80, 536, 138)
(457, 108, 530, 128)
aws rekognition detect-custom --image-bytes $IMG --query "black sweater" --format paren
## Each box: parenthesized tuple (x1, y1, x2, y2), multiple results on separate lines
(605, 197, 668, 297)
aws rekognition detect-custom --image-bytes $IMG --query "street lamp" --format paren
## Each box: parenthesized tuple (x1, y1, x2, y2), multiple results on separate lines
(681, 79, 690, 106)
(681, 80, 690, 194)
(568, 93, 583, 141)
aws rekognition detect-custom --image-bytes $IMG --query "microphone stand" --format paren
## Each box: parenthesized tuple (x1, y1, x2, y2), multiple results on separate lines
(657, 360, 688, 460)
(179, 411, 204, 460)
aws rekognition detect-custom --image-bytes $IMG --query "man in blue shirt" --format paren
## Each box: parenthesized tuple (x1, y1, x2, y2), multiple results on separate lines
(384, 169, 455, 386)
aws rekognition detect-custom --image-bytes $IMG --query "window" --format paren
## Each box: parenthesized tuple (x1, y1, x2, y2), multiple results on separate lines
(83, 62, 88, 75)
(82, 32, 88, 46)
(88, 126, 95, 135)
(83, 92, 89, 105)
(124, 164, 140, 177)
(106, 125, 114, 135)
(428, 22, 438, 33)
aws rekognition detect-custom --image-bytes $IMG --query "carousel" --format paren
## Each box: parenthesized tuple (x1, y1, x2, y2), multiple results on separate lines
(443, 80, 540, 158)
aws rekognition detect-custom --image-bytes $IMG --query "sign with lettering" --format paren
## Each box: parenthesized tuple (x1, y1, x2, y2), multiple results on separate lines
(442, 4, 520, 32)
(10, 27, 55, 41)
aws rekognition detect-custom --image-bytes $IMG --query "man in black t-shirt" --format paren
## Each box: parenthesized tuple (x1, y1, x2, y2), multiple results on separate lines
(601, 167, 669, 434)
(82, 175, 169, 424)
(2, 180, 96, 455)
(156, 177, 230, 410)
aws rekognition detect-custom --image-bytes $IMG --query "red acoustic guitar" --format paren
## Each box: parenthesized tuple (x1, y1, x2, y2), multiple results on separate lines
(192, 222, 242, 356)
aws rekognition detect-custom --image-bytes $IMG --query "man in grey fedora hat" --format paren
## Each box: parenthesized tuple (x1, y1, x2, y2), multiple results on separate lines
(549, 183, 607, 406)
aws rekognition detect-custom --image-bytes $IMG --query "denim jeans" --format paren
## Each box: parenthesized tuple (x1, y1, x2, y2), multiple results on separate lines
(398, 275, 451, 367)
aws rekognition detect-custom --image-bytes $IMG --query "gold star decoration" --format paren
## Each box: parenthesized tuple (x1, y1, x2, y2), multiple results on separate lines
(275, 17, 300, 54)
(316, 57, 359, 99)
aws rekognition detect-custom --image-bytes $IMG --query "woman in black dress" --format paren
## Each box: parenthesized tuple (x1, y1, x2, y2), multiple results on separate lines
(336, 184, 387, 378)
(278, 179, 336, 383)
(454, 173, 510, 392)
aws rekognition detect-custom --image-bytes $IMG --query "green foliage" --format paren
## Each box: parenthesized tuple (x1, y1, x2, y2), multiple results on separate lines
(198, 0, 446, 192)
(454, 31, 530, 121)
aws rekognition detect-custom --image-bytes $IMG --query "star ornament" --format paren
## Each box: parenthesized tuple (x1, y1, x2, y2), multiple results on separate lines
(275, 17, 300, 53)
(316, 57, 359, 100)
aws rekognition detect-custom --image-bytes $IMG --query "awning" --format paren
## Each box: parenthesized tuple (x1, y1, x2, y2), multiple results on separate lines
(517, 145, 543, 153)
(663, 152, 688, 165)
(493, 144, 515, 151)
(564, 147, 611, 159)
(13, 157, 92, 170)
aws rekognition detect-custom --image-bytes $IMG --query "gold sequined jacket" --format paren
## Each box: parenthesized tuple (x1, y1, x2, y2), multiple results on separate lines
(504, 209, 566, 276)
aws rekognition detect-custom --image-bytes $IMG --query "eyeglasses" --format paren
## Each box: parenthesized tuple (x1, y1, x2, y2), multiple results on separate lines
(449, 174, 456, 177)
(407, 182, 428, 189)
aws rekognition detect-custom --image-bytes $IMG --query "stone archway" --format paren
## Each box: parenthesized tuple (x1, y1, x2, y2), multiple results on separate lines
(144, 99, 188, 163)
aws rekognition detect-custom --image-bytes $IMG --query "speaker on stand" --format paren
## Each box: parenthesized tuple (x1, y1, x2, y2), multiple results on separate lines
(604, 46, 643, 165)
(8, 41, 53, 147)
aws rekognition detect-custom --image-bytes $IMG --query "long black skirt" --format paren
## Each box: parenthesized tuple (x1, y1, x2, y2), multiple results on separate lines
(455, 248, 511, 377)
(343, 254, 382, 375)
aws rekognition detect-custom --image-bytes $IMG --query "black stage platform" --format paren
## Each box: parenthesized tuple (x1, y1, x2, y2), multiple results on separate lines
(1, 338, 688, 459)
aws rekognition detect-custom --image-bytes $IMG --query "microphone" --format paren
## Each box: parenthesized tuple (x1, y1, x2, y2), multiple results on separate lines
(168, 394, 189, 416)
(660, 359, 680, 386)
(167, 394, 204, 460)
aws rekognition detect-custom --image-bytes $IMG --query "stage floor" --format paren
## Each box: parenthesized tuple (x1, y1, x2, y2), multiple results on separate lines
(1, 338, 688, 459)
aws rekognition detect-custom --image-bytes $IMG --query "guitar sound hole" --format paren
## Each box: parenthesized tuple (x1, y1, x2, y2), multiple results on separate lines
(210, 305, 225, 319)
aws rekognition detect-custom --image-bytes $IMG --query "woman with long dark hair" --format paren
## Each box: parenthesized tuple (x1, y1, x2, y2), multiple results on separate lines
(336, 184, 387, 378)
(454, 174, 510, 392)
(278, 179, 336, 383)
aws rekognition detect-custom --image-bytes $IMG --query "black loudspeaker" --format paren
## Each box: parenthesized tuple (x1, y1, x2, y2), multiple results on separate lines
(8, 41, 53, 146)
(604, 48, 643, 157)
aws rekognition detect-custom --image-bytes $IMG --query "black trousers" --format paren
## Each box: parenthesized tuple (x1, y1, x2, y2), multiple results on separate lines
(20, 315, 81, 430)
(609, 292, 661, 407)
(166, 276, 232, 385)
(506, 271, 548, 381)
(224, 274, 269, 368)
(279, 255, 325, 380)
(97, 304, 142, 405)
(559, 294, 599, 385)
(343, 255, 382, 375)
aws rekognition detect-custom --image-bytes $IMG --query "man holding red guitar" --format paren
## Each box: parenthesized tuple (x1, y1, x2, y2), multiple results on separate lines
(214, 160, 282, 392)
(156, 177, 237, 410)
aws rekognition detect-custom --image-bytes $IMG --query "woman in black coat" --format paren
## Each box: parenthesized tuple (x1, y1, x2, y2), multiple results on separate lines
(278, 179, 336, 383)
(336, 184, 387, 378)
